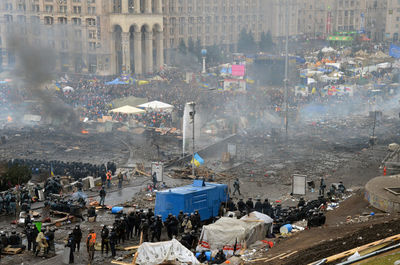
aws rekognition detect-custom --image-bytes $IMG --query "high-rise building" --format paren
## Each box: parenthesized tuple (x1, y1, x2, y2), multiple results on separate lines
(0, 0, 164, 76)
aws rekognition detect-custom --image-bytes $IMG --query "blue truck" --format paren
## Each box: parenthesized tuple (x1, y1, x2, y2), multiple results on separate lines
(155, 180, 228, 221)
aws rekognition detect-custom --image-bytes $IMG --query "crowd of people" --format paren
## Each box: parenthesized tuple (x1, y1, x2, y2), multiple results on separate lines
(7, 159, 116, 181)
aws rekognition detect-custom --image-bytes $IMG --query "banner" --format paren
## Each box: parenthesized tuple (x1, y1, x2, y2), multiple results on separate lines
(231, 65, 245, 77)
(389, 44, 400, 59)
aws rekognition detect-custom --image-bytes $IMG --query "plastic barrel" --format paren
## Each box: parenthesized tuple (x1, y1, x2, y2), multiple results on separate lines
(195, 251, 212, 261)
(111, 207, 123, 214)
(280, 224, 293, 234)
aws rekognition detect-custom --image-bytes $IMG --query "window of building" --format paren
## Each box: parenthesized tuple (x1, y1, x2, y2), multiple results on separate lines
(32, 4, 40, 12)
(113, 0, 121, 13)
(44, 16, 54, 25)
(58, 17, 67, 24)
(88, 6, 96, 14)
(60, 5, 67, 13)
(45, 5, 53, 13)
(18, 4, 26, 11)
(72, 18, 82, 25)
(170, 38, 174, 47)
(73, 0, 81, 2)
(73, 6, 81, 14)
(86, 18, 96, 26)
(5, 3, 13, 11)
(89, 30, 96, 39)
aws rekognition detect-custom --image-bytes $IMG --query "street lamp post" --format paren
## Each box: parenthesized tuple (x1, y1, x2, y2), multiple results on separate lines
(188, 102, 196, 177)
(201, 49, 207, 74)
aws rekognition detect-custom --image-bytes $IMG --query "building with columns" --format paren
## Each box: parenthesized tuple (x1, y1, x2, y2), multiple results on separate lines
(0, 0, 164, 76)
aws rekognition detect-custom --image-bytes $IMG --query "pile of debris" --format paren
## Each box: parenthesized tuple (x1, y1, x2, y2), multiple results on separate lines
(170, 166, 234, 181)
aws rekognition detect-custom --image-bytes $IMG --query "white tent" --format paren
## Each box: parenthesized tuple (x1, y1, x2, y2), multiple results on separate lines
(62, 86, 74, 92)
(109, 105, 146, 114)
(136, 239, 200, 265)
(138, 100, 174, 112)
(197, 215, 270, 254)
(321, 47, 336, 53)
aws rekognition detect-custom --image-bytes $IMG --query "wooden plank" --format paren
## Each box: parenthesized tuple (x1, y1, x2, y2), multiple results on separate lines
(250, 252, 287, 262)
(136, 169, 150, 177)
(308, 233, 400, 264)
(131, 232, 143, 264)
(111, 261, 131, 265)
(280, 251, 298, 259)
(124, 245, 140, 251)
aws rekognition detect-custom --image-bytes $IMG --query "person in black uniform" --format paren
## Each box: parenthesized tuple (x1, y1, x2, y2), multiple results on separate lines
(72, 225, 82, 252)
(109, 227, 117, 257)
(101, 225, 109, 255)
(245, 198, 254, 212)
(237, 199, 246, 213)
(254, 199, 263, 212)
(66, 233, 75, 263)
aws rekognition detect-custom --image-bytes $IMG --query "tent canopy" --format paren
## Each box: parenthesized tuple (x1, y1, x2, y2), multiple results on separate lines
(197, 214, 270, 253)
(62, 86, 74, 92)
(136, 239, 200, 265)
(112, 96, 148, 109)
(109, 105, 145, 114)
(138, 100, 174, 111)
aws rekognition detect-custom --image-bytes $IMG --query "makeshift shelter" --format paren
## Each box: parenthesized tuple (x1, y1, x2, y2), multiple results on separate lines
(109, 105, 145, 114)
(135, 239, 200, 265)
(138, 100, 174, 112)
(197, 214, 271, 254)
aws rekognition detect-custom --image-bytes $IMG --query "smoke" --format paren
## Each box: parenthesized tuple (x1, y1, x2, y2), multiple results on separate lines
(6, 27, 79, 129)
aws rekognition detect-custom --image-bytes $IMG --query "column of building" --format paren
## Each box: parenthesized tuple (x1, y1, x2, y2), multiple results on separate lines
(145, 31, 153, 73)
(133, 31, 142, 74)
(156, 30, 163, 70)
(121, 32, 131, 73)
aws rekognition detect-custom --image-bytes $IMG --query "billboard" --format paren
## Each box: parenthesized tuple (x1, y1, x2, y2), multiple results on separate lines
(231, 65, 246, 76)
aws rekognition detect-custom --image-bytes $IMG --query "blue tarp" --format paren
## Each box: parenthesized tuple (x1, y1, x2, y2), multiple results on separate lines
(105, 77, 136, 85)
(389, 44, 400, 59)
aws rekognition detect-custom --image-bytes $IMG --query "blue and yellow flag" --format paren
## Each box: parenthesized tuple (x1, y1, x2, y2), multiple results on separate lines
(50, 164, 55, 177)
(191, 153, 204, 167)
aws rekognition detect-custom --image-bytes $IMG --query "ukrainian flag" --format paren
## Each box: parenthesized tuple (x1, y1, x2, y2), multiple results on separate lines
(50, 164, 55, 177)
(191, 153, 204, 167)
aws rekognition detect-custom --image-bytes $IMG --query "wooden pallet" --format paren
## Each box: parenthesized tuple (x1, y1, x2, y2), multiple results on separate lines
(2, 246, 22, 255)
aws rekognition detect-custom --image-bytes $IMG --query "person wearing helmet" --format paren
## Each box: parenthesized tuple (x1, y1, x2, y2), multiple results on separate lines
(65, 233, 75, 263)
(101, 225, 109, 255)
(72, 225, 82, 252)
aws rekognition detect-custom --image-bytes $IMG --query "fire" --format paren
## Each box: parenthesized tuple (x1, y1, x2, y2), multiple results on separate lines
(7, 116, 12, 122)
(81, 130, 89, 134)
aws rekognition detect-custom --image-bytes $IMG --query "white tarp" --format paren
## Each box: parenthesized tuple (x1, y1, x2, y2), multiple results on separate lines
(136, 239, 200, 265)
(62, 86, 74, 92)
(137, 100, 174, 112)
(109, 105, 146, 114)
(197, 216, 268, 254)
(240, 211, 273, 224)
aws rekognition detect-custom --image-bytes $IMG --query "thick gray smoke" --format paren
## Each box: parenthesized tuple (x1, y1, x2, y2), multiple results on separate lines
(7, 33, 79, 129)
